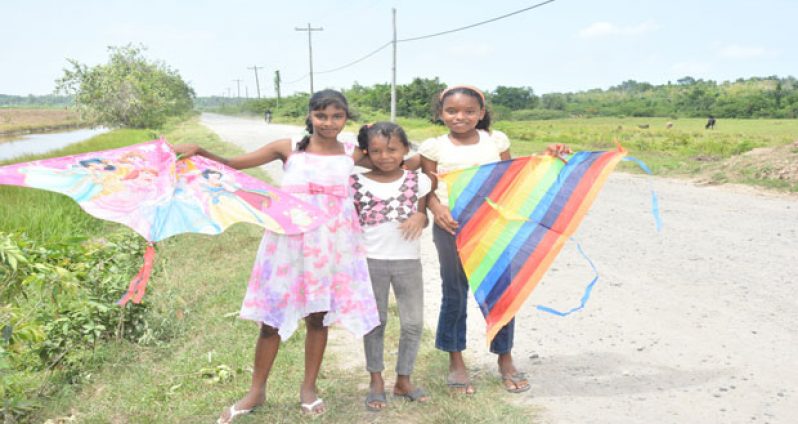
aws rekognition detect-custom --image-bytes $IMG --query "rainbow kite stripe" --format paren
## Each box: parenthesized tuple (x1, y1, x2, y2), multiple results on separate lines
(439, 147, 627, 342)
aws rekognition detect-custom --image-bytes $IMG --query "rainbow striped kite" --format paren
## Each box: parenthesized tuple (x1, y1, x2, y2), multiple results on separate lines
(438, 146, 630, 342)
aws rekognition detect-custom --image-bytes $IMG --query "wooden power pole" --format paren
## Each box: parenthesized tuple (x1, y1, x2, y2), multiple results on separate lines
(248, 65, 263, 98)
(391, 8, 397, 122)
(274, 70, 282, 109)
(295, 23, 323, 94)
(232, 79, 242, 98)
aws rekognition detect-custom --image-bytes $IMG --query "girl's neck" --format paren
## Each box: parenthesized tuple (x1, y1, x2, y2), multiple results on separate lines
(447, 128, 480, 145)
(307, 134, 343, 154)
(365, 167, 404, 182)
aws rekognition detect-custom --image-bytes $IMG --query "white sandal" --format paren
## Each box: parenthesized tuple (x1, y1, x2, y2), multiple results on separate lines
(300, 398, 325, 415)
(216, 404, 252, 424)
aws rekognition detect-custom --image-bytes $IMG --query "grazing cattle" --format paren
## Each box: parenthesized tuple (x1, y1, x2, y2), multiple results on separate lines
(666, 122, 673, 129)
(705, 115, 716, 129)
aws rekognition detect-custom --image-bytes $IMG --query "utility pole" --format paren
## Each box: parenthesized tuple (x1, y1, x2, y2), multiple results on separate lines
(274, 70, 282, 109)
(248, 65, 263, 98)
(391, 8, 397, 122)
(295, 23, 323, 94)
(245, 86, 249, 99)
(232, 79, 242, 98)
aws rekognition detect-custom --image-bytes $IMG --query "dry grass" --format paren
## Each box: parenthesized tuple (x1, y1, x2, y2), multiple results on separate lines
(700, 139, 798, 191)
(0, 108, 83, 134)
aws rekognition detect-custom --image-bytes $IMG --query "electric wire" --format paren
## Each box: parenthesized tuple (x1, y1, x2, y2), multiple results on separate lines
(273, 0, 559, 87)
(398, 0, 557, 42)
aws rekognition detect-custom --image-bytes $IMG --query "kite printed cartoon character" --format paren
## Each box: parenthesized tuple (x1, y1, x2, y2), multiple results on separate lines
(0, 139, 328, 305)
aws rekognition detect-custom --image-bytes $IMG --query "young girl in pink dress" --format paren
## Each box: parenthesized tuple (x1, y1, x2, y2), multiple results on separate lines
(175, 89, 379, 423)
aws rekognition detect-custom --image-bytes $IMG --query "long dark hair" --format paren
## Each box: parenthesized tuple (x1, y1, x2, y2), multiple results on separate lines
(356, 121, 410, 152)
(435, 86, 492, 131)
(296, 89, 351, 151)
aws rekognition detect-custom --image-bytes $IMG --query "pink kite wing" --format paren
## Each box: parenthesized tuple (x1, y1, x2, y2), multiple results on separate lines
(0, 138, 329, 305)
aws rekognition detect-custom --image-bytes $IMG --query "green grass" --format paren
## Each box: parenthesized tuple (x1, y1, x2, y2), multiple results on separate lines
(24, 118, 537, 423)
(396, 116, 798, 189)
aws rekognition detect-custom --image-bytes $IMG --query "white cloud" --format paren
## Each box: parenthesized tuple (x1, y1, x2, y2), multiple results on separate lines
(717, 44, 768, 59)
(578, 20, 660, 38)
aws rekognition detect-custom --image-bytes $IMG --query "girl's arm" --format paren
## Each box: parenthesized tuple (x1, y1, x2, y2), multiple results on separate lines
(353, 150, 422, 171)
(399, 193, 429, 240)
(353, 149, 373, 168)
(173, 139, 293, 170)
(421, 156, 458, 235)
(402, 154, 422, 171)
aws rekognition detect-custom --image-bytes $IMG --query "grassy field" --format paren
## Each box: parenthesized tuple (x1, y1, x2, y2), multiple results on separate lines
(260, 113, 798, 191)
(0, 108, 84, 135)
(397, 116, 798, 192)
(4, 118, 535, 423)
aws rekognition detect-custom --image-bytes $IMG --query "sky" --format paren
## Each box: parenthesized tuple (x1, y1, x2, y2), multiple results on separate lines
(1, 0, 796, 97)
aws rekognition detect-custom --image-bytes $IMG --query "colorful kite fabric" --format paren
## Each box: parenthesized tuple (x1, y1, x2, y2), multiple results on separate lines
(0, 138, 327, 305)
(438, 147, 628, 343)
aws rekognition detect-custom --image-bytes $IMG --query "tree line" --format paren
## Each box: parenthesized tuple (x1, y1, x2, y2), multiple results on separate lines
(3, 44, 796, 130)
(199, 75, 798, 122)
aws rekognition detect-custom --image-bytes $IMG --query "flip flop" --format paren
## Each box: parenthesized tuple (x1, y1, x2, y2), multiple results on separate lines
(446, 380, 476, 395)
(393, 387, 429, 402)
(365, 391, 387, 412)
(300, 398, 325, 415)
(216, 404, 253, 424)
(501, 372, 531, 394)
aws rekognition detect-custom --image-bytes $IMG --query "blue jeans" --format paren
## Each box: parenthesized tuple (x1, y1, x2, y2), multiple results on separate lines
(433, 225, 514, 354)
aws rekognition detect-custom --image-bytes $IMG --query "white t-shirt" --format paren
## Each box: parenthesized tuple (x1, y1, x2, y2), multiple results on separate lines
(417, 129, 510, 205)
(354, 171, 432, 260)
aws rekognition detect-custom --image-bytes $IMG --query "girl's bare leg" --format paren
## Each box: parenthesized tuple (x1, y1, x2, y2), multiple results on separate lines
(300, 312, 328, 414)
(218, 324, 280, 422)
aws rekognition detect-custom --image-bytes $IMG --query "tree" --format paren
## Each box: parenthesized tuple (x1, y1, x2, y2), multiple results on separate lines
(540, 93, 567, 111)
(56, 44, 195, 128)
(490, 86, 538, 110)
(396, 77, 446, 119)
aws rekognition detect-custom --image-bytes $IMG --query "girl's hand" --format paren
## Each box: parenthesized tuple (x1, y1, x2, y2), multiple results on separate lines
(173, 143, 203, 158)
(399, 212, 427, 240)
(431, 203, 458, 235)
(544, 143, 573, 159)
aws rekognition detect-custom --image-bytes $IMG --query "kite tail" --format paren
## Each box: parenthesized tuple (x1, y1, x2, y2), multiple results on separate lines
(623, 156, 663, 232)
(535, 240, 599, 316)
(117, 243, 156, 306)
(536, 157, 662, 317)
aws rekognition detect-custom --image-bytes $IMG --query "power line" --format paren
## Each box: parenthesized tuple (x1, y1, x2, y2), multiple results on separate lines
(280, 41, 391, 85)
(316, 41, 392, 75)
(269, 1, 559, 90)
(398, 0, 558, 43)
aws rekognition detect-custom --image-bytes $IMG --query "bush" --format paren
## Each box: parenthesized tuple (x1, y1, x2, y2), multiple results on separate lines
(56, 45, 195, 129)
(0, 230, 157, 421)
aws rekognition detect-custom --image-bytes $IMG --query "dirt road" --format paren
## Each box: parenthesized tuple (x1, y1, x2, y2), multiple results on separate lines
(201, 113, 798, 424)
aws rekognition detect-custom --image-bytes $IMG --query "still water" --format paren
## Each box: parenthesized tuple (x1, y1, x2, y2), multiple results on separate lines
(0, 127, 109, 161)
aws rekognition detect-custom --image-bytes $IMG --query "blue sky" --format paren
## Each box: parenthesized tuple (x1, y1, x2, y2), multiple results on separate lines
(1, 0, 795, 97)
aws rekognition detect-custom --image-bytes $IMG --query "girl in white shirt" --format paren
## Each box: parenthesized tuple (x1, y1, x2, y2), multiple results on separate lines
(419, 85, 571, 396)
(352, 122, 432, 410)
(418, 85, 525, 395)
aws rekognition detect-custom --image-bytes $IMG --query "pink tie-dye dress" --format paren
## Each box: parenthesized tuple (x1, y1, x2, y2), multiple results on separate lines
(239, 140, 379, 340)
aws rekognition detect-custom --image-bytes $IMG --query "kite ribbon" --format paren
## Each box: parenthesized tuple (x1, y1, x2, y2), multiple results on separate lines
(624, 156, 662, 232)
(534, 156, 662, 317)
(117, 243, 156, 306)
